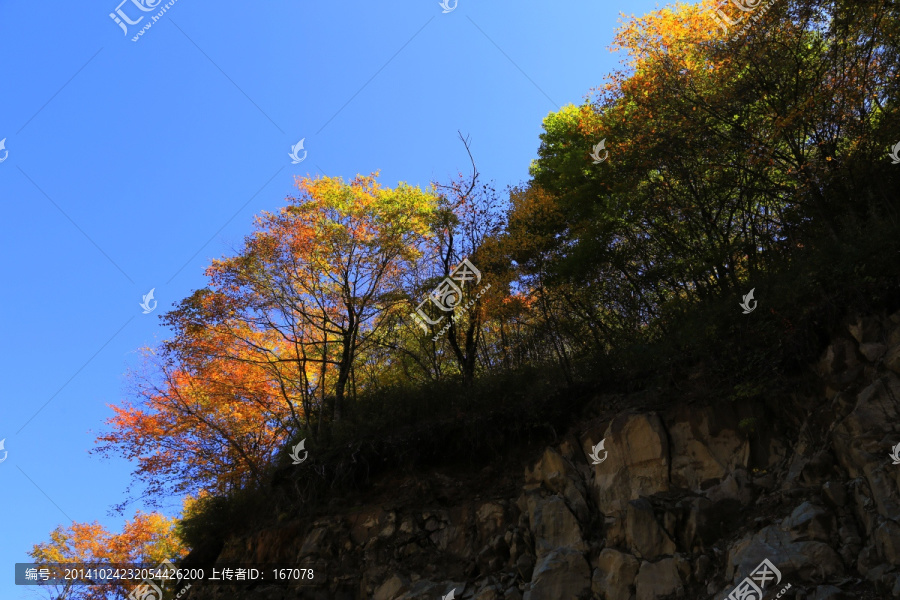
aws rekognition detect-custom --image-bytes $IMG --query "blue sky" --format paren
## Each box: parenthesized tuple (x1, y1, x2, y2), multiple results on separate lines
(0, 0, 662, 596)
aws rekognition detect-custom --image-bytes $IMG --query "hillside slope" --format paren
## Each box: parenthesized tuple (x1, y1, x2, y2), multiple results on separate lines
(179, 311, 900, 600)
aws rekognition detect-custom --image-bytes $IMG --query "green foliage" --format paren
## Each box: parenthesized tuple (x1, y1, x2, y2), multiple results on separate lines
(176, 489, 269, 552)
(738, 417, 759, 435)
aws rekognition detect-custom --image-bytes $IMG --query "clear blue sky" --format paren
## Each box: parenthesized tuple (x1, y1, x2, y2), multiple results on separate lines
(0, 0, 662, 597)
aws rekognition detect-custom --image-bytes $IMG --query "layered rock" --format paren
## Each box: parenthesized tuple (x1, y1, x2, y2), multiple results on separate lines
(184, 310, 900, 599)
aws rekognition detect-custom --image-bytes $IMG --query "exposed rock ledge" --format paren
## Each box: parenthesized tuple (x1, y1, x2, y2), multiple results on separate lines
(187, 311, 900, 599)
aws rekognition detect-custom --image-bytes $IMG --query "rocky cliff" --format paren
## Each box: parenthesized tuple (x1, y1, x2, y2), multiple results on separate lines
(184, 311, 900, 600)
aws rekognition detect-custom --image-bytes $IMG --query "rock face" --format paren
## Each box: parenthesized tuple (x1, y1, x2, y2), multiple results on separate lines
(184, 311, 900, 599)
(589, 413, 671, 516)
(634, 558, 684, 600)
(592, 548, 640, 599)
(524, 548, 590, 600)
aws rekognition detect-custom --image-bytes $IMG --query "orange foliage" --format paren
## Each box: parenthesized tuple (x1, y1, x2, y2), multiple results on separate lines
(95, 173, 437, 501)
(29, 512, 186, 600)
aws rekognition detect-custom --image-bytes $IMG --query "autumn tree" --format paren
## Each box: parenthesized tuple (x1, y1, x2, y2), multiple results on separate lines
(402, 134, 510, 386)
(95, 335, 288, 501)
(502, 184, 581, 379)
(206, 173, 437, 422)
(96, 174, 437, 507)
(29, 512, 185, 600)
(516, 0, 900, 368)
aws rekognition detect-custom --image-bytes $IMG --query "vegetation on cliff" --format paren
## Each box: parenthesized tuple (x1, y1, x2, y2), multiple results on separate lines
(29, 0, 900, 595)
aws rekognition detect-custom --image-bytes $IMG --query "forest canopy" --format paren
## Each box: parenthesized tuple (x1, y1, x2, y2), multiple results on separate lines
(31, 0, 900, 585)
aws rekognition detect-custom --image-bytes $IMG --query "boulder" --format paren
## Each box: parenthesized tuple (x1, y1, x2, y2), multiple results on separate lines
(873, 518, 900, 565)
(588, 413, 670, 515)
(476, 535, 510, 574)
(884, 343, 900, 374)
(603, 512, 627, 547)
(667, 405, 748, 493)
(704, 469, 754, 504)
(817, 338, 862, 387)
(783, 502, 835, 543)
(379, 512, 397, 538)
(822, 481, 847, 508)
(374, 575, 408, 600)
(476, 502, 507, 539)
(832, 373, 900, 522)
(516, 553, 536, 581)
(474, 586, 501, 600)
(634, 558, 684, 600)
(523, 547, 591, 600)
(837, 519, 863, 565)
(526, 448, 590, 523)
(674, 496, 719, 552)
(848, 315, 883, 345)
(504, 588, 523, 600)
(299, 526, 331, 558)
(860, 342, 887, 362)
(694, 554, 711, 583)
(625, 498, 677, 560)
(523, 492, 587, 559)
(592, 548, 640, 600)
(726, 524, 843, 585)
